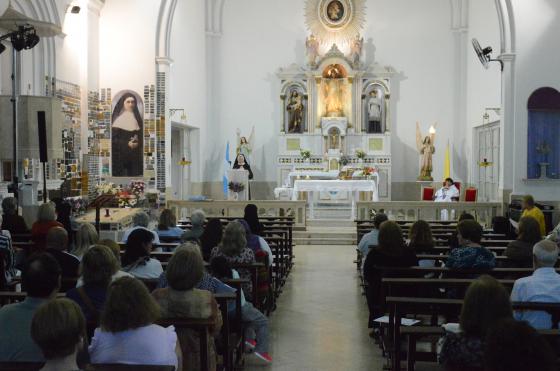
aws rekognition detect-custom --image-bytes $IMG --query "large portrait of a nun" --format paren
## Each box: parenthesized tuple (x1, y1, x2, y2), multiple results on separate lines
(111, 90, 144, 177)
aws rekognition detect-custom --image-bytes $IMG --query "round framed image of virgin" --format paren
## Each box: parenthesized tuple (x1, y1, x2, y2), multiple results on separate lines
(320, 0, 352, 29)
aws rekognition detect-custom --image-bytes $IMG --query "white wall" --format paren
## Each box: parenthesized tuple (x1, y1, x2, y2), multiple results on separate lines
(465, 0, 501, 181)
(168, 0, 207, 183)
(509, 0, 560, 201)
(98, 0, 161, 94)
(210, 0, 457, 185)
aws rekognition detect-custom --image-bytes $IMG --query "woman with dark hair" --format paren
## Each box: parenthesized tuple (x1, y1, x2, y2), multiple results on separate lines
(122, 228, 163, 279)
(447, 213, 475, 249)
(111, 92, 143, 177)
(439, 275, 513, 370)
(363, 221, 417, 332)
(156, 209, 183, 241)
(232, 154, 253, 179)
(55, 201, 73, 238)
(243, 204, 263, 236)
(503, 216, 542, 267)
(408, 220, 435, 267)
(199, 219, 223, 262)
(446, 220, 495, 269)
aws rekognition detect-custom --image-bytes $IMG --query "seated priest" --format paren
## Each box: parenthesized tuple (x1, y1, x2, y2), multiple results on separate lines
(434, 178, 459, 202)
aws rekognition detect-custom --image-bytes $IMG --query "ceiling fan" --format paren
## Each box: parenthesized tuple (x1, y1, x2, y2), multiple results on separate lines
(472, 38, 504, 71)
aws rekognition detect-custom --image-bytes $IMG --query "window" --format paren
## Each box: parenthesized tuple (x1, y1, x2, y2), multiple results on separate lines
(527, 87, 560, 179)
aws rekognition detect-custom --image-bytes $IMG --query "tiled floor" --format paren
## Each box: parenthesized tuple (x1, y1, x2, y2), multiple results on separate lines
(244, 244, 386, 371)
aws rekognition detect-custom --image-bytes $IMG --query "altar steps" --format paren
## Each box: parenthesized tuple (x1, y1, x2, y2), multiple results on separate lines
(294, 225, 356, 245)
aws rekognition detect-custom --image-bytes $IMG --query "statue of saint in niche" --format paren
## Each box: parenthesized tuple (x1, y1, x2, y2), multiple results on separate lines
(287, 91, 304, 133)
(322, 64, 346, 117)
(111, 91, 144, 177)
(326, 1, 344, 22)
(367, 90, 383, 133)
(416, 122, 436, 181)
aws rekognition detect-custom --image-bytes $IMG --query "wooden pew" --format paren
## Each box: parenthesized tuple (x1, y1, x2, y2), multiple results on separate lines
(386, 296, 560, 371)
(401, 326, 560, 371)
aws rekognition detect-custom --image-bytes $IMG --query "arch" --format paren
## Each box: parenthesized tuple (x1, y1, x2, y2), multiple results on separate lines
(527, 87, 560, 110)
(9, 0, 61, 95)
(494, 0, 515, 54)
(155, 0, 178, 60)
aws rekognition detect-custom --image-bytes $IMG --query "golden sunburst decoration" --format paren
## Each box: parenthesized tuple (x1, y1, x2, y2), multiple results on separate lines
(305, 0, 366, 46)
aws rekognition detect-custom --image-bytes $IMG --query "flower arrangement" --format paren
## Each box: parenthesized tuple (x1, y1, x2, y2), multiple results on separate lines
(95, 182, 119, 196)
(95, 181, 146, 208)
(363, 166, 378, 175)
(355, 149, 366, 159)
(228, 181, 245, 193)
(300, 149, 311, 160)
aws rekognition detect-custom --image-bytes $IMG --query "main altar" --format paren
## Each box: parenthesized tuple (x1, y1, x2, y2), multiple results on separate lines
(275, 41, 394, 201)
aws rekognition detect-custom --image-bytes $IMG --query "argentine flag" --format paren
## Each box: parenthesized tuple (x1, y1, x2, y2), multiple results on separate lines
(223, 141, 231, 197)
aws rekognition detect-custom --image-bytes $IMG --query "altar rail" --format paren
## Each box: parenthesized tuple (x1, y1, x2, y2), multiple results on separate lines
(167, 200, 307, 229)
(356, 201, 502, 227)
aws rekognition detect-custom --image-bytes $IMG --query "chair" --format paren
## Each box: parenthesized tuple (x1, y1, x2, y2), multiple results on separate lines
(465, 187, 477, 202)
(421, 187, 435, 201)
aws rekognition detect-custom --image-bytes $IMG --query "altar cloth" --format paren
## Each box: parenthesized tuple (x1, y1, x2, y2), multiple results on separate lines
(291, 179, 379, 219)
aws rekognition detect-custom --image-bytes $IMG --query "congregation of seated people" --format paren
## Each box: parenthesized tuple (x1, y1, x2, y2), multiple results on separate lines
(356, 195, 560, 370)
(0, 202, 275, 370)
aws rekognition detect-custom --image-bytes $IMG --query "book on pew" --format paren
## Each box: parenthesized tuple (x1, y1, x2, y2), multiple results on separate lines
(373, 315, 420, 326)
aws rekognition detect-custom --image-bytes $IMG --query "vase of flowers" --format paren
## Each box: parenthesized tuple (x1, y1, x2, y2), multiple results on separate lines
(228, 181, 245, 200)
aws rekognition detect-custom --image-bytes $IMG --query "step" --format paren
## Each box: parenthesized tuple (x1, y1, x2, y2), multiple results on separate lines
(294, 236, 356, 245)
(306, 219, 356, 228)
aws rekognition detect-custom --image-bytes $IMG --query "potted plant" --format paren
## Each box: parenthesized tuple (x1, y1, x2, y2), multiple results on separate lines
(300, 149, 311, 163)
(355, 149, 366, 161)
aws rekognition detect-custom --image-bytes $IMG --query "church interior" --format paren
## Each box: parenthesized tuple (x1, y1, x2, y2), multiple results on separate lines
(0, 0, 560, 370)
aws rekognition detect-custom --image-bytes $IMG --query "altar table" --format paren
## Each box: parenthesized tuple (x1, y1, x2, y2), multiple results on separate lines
(291, 179, 379, 219)
(75, 208, 137, 240)
(286, 170, 339, 186)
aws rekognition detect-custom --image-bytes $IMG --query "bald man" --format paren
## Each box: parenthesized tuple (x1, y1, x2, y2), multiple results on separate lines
(45, 227, 80, 278)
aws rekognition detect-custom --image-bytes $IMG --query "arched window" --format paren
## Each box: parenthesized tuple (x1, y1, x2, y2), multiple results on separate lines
(527, 87, 560, 179)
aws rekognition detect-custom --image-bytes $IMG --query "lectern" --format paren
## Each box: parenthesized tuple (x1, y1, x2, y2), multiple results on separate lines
(227, 169, 249, 201)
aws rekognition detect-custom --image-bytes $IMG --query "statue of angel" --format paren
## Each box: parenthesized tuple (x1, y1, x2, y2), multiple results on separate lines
(416, 122, 436, 181)
(349, 35, 364, 67)
(236, 126, 255, 165)
(306, 34, 320, 67)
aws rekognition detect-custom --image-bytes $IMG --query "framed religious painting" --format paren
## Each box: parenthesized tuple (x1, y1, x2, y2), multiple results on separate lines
(305, 0, 365, 45)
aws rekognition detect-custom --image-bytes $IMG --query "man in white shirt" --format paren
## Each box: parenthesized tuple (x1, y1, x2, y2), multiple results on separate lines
(510, 240, 560, 329)
(434, 178, 459, 202)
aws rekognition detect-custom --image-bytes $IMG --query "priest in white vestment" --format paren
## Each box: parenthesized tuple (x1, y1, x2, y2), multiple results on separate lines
(434, 178, 459, 202)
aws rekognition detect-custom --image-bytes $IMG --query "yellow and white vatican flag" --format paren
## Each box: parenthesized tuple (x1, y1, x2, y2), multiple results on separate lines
(443, 140, 451, 180)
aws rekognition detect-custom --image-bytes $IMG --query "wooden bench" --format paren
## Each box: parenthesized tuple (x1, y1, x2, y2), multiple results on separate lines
(400, 326, 560, 371)
(386, 296, 560, 371)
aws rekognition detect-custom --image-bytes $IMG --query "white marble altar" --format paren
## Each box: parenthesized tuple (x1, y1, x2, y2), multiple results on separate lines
(275, 44, 394, 200)
(292, 179, 379, 219)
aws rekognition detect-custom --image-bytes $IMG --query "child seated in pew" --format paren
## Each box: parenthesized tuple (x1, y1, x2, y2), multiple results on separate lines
(210, 256, 272, 365)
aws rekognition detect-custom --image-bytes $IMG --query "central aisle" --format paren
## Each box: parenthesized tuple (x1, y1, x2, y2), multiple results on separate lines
(245, 245, 385, 370)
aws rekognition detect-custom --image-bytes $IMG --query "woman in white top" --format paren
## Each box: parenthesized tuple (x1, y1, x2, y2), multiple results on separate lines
(89, 277, 182, 369)
(121, 228, 163, 279)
